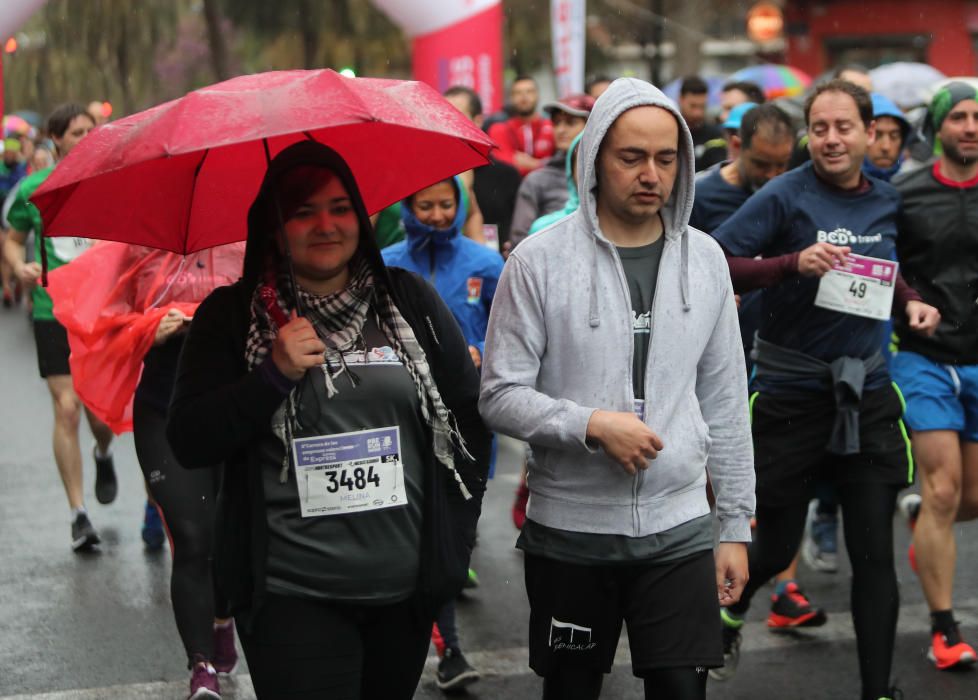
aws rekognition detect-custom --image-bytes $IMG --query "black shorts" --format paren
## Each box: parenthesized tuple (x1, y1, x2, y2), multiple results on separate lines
(524, 550, 722, 677)
(750, 384, 913, 508)
(33, 319, 71, 378)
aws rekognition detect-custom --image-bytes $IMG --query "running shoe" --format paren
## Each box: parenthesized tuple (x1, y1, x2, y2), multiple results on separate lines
(464, 567, 480, 590)
(927, 629, 977, 670)
(709, 609, 742, 681)
(71, 511, 100, 552)
(512, 481, 529, 530)
(899, 493, 921, 573)
(437, 647, 480, 691)
(188, 661, 221, 699)
(93, 448, 117, 505)
(212, 620, 238, 675)
(801, 499, 839, 573)
(2, 290, 11, 308)
(767, 581, 827, 629)
(141, 501, 166, 550)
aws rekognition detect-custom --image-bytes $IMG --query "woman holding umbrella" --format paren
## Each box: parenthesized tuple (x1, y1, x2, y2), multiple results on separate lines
(167, 141, 491, 700)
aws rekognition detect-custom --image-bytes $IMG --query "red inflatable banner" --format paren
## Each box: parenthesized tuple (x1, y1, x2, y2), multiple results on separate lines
(374, 0, 503, 113)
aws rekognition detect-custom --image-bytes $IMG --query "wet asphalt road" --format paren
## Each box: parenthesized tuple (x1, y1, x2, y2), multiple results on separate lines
(0, 303, 976, 699)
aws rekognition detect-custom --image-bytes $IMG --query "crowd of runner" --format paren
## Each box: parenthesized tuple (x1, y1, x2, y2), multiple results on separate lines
(1, 62, 976, 700)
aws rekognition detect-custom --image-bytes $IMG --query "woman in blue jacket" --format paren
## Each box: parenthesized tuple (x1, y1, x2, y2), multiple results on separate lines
(382, 176, 502, 692)
(382, 176, 503, 371)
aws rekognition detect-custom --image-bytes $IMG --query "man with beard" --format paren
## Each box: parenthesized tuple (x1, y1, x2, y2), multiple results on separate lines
(480, 77, 754, 700)
(678, 76, 725, 172)
(488, 76, 555, 177)
(890, 81, 978, 671)
(709, 80, 940, 700)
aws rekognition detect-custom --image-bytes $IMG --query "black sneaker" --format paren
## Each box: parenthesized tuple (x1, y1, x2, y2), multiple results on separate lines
(71, 512, 100, 551)
(709, 610, 742, 681)
(767, 581, 827, 629)
(93, 448, 117, 505)
(437, 647, 480, 692)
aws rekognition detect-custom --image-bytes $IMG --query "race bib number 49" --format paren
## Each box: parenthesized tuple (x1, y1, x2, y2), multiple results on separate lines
(292, 426, 407, 518)
(814, 254, 897, 321)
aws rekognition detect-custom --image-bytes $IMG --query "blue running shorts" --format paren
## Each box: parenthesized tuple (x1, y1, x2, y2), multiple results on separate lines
(890, 351, 978, 442)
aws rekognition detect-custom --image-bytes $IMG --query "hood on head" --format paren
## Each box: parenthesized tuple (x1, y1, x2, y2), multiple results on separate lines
(400, 175, 468, 251)
(870, 93, 911, 142)
(577, 77, 696, 243)
(242, 139, 388, 290)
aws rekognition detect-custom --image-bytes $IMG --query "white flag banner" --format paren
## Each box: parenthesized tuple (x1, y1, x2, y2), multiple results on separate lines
(372, 0, 504, 112)
(372, 0, 499, 37)
(551, 0, 586, 97)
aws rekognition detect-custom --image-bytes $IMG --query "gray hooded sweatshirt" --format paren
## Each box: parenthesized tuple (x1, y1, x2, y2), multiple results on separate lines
(479, 78, 755, 543)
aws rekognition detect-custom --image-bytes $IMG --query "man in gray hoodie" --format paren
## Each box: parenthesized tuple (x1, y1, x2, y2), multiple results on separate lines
(480, 78, 755, 699)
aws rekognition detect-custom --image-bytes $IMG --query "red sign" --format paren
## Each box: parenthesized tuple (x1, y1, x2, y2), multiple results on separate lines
(747, 2, 784, 43)
(412, 3, 504, 113)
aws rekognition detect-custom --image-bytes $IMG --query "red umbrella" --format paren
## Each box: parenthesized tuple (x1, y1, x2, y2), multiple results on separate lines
(32, 69, 495, 254)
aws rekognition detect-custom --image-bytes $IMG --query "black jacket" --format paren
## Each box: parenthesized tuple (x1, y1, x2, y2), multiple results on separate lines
(166, 140, 490, 626)
(894, 164, 978, 364)
(166, 270, 490, 624)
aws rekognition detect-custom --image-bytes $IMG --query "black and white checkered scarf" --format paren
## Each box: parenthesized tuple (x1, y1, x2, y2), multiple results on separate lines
(245, 256, 473, 498)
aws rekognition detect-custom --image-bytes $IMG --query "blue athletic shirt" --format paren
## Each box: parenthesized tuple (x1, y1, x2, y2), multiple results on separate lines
(711, 162, 899, 391)
(689, 165, 751, 233)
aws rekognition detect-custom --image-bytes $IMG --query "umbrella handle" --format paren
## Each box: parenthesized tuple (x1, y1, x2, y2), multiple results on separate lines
(272, 193, 304, 318)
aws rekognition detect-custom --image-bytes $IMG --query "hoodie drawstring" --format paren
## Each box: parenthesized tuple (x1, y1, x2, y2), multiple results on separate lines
(589, 235, 601, 327)
(680, 232, 691, 312)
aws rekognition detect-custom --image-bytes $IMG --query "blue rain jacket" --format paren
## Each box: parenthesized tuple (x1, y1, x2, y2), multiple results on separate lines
(382, 178, 504, 358)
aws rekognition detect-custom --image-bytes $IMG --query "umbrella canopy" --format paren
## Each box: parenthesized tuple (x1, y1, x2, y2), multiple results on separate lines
(32, 69, 495, 254)
(728, 64, 812, 100)
(869, 62, 947, 110)
(3, 114, 31, 138)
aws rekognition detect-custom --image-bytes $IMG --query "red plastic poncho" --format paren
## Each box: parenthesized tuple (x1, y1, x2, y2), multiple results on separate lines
(47, 241, 244, 434)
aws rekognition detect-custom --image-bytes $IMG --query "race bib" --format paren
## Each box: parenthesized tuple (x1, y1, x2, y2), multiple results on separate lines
(814, 254, 897, 321)
(292, 426, 407, 518)
(482, 224, 499, 251)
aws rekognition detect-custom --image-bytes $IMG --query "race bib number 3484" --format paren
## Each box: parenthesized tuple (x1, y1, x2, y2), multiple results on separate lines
(292, 426, 408, 518)
(814, 253, 897, 321)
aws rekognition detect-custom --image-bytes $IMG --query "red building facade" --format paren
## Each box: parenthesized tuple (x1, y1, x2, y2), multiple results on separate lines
(785, 0, 978, 76)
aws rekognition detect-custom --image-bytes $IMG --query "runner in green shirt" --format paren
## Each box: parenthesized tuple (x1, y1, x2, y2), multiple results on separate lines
(2, 103, 116, 552)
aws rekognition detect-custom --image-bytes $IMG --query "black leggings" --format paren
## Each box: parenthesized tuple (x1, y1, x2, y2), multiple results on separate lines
(134, 398, 221, 665)
(238, 593, 431, 700)
(729, 481, 900, 699)
(543, 666, 707, 700)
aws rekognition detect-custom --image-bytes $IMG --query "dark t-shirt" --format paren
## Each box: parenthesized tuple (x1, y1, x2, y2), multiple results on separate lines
(690, 165, 759, 367)
(618, 237, 666, 400)
(689, 166, 751, 233)
(135, 337, 184, 412)
(263, 317, 426, 604)
(712, 162, 899, 391)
